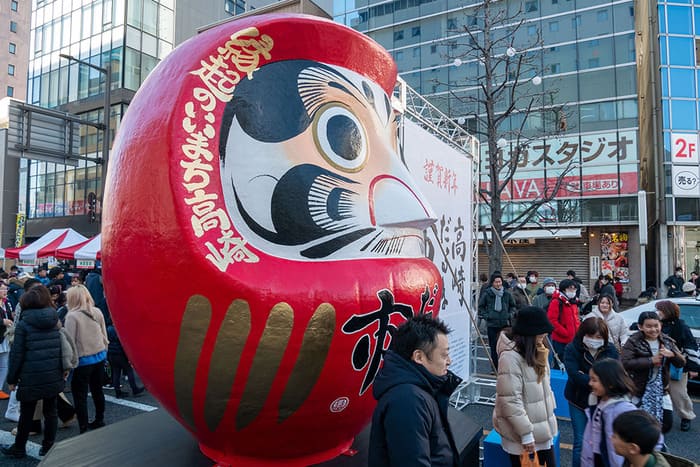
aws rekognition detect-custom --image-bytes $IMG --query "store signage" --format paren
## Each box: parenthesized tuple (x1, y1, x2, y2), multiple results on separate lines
(601, 232, 629, 283)
(671, 165, 700, 197)
(671, 133, 699, 164)
(503, 238, 535, 245)
(76, 259, 95, 269)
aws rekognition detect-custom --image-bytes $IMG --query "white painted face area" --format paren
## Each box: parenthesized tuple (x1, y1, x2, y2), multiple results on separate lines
(220, 61, 435, 261)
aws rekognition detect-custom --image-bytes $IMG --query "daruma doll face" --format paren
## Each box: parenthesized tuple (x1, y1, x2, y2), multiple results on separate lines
(103, 14, 442, 466)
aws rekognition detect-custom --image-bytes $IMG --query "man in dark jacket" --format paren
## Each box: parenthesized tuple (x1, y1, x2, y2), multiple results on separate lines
(478, 272, 517, 369)
(664, 267, 685, 297)
(369, 315, 462, 467)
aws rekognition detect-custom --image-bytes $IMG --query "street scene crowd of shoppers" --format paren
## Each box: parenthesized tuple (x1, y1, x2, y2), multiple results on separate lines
(0, 265, 145, 459)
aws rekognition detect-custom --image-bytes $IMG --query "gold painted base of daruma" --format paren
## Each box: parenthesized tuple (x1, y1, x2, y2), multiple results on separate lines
(199, 438, 354, 466)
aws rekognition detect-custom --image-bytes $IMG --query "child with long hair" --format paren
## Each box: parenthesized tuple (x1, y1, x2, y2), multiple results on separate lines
(581, 358, 639, 467)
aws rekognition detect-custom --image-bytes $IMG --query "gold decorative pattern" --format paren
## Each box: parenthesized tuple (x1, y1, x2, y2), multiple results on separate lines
(235, 303, 294, 430)
(174, 295, 212, 432)
(278, 303, 335, 423)
(204, 299, 252, 432)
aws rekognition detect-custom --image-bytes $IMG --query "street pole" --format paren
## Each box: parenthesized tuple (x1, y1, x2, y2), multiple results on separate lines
(59, 54, 110, 229)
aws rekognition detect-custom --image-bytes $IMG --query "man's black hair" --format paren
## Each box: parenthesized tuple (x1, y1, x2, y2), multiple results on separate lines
(390, 314, 450, 362)
(566, 269, 576, 277)
(612, 410, 660, 455)
(23, 278, 41, 291)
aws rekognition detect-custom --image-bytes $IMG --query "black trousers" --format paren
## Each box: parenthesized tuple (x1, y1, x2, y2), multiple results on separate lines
(509, 448, 557, 467)
(487, 326, 505, 370)
(108, 353, 139, 393)
(71, 361, 106, 432)
(16, 396, 57, 451)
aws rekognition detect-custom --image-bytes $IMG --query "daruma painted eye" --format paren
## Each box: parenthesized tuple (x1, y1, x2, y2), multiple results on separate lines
(103, 13, 441, 466)
(314, 104, 367, 172)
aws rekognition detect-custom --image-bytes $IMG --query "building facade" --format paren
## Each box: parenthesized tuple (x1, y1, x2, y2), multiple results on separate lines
(334, 0, 644, 295)
(655, 0, 700, 281)
(1, 0, 30, 101)
(18, 0, 244, 241)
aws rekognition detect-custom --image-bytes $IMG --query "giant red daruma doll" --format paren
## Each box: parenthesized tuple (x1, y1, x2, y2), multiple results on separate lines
(103, 13, 442, 466)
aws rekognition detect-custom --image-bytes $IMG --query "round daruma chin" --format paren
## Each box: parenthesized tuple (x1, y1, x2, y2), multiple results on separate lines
(103, 13, 442, 466)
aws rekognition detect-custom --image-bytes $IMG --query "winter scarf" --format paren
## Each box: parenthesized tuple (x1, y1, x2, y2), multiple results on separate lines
(491, 287, 504, 312)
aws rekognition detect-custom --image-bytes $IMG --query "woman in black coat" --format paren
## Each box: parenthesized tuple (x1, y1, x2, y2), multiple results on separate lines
(1, 286, 65, 459)
(563, 317, 619, 467)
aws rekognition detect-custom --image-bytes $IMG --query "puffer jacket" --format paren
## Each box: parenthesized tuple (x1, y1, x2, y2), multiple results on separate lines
(6, 306, 64, 402)
(584, 309, 629, 351)
(621, 331, 685, 398)
(493, 333, 558, 455)
(478, 287, 516, 328)
(662, 318, 700, 373)
(563, 338, 619, 410)
(547, 290, 580, 344)
(369, 351, 462, 467)
(581, 396, 638, 467)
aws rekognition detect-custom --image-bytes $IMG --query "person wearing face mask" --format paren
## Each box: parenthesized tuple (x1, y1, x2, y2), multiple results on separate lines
(478, 272, 517, 370)
(621, 311, 685, 433)
(583, 294, 629, 352)
(532, 278, 557, 311)
(511, 276, 531, 311)
(525, 271, 540, 296)
(547, 279, 580, 368)
(564, 318, 619, 467)
(663, 267, 685, 298)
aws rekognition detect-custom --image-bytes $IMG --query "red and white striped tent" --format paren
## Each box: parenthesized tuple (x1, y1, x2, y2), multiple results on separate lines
(3, 228, 87, 262)
(55, 234, 101, 261)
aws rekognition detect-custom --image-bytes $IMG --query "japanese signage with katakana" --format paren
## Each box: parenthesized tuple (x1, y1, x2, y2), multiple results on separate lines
(480, 129, 638, 201)
(671, 133, 700, 197)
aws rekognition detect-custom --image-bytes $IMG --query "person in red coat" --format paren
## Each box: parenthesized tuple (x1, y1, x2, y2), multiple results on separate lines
(547, 279, 580, 368)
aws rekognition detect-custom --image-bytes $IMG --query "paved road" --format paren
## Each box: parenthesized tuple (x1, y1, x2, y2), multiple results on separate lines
(0, 379, 694, 466)
(0, 384, 160, 466)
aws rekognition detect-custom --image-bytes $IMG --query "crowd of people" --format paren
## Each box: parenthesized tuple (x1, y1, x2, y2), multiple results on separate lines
(369, 269, 699, 466)
(0, 265, 144, 459)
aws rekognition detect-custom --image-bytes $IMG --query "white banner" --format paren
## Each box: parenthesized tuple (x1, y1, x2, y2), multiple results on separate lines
(403, 119, 474, 380)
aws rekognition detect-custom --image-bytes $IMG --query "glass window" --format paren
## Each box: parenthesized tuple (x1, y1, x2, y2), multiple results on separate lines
(525, 1, 538, 13)
(8, 42, 15, 54)
(6, 86, 13, 97)
(104, 0, 113, 24)
(158, 6, 173, 43)
(124, 47, 140, 90)
(528, 25, 537, 36)
(587, 58, 599, 68)
(669, 68, 696, 98)
(127, 0, 143, 29)
(671, 99, 697, 130)
(572, 16, 581, 28)
(393, 30, 404, 40)
(10, 21, 17, 33)
(11, 1, 17, 12)
(696, 39, 700, 66)
(7, 64, 14, 76)
(430, 44, 437, 54)
(143, 0, 157, 35)
(667, 5, 692, 34)
(597, 9, 608, 22)
(549, 21, 558, 32)
(668, 37, 694, 66)
(412, 26, 420, 37)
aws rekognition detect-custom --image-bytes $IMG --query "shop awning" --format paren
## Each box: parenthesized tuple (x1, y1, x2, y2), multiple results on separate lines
(3, 228, 87, 261)
(481, 228, 582, 240)
(55, 234, 101, 261)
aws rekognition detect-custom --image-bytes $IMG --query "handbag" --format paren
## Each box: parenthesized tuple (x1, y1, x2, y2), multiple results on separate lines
(519, 452, 545, 467)
(59, 328, 78, 370)
(669, 363, 684, 381)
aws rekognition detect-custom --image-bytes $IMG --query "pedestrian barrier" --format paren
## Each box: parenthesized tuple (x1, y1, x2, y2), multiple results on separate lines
(550, 369, 570, 419)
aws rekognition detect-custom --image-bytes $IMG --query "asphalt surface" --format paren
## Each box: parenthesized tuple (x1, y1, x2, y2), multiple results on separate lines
(0, 362, 694, 466)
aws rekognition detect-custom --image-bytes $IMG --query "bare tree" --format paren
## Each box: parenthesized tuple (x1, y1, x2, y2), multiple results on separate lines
(440, 0, 577, 274)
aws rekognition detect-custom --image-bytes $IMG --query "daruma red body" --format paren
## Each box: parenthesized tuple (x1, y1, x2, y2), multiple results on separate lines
(103, 14, 442, 466)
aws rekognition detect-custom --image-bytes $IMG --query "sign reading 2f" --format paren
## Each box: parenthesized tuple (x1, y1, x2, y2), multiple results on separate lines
(672, 133, 699, 164)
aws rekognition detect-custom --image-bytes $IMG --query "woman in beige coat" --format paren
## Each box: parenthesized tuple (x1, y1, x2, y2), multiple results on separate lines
(494, 306, 558, 467)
